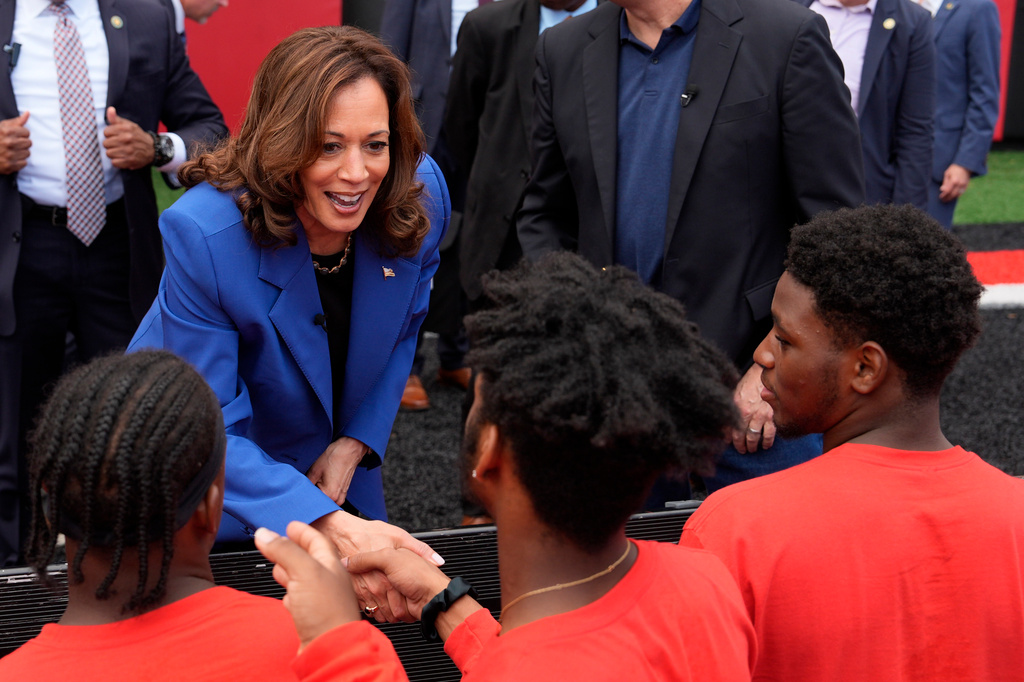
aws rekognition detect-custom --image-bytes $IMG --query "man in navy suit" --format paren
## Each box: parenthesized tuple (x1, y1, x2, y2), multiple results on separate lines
(927, 0, 1001, 228)
(0, 0, 226, 566)
(802, 0, 936, 210)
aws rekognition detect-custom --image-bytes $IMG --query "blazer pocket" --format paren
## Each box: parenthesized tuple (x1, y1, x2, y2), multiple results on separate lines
(713, 95, 769, 125)
(744, 278, 779, 321)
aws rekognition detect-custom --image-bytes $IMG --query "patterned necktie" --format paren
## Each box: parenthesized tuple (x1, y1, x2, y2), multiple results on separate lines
(49, 2, 105, 246)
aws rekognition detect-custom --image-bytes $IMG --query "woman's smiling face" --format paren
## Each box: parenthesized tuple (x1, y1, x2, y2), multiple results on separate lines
(297, 77, 391, 255)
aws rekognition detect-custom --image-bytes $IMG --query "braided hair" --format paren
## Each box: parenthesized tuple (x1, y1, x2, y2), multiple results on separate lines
(465, 253, 739, 551)
(25, 350, 225, 614)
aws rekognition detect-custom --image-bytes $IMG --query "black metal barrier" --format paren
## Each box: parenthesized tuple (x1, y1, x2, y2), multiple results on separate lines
(0, 504, 699, 681)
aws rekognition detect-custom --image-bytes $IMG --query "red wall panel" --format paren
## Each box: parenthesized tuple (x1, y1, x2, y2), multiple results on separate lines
(993, 0, 1016, 140)
(184, 0, 344, 134)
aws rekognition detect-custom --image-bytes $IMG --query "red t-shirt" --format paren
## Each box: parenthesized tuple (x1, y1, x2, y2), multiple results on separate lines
(681, 443, 1024, 682)
(293, 620, 408, 682)
(0, 586, 300, 680)
(444, 539, 756, 681)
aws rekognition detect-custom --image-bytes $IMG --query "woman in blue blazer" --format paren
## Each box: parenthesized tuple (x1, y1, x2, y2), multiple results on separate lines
(129, 27, 449, 598)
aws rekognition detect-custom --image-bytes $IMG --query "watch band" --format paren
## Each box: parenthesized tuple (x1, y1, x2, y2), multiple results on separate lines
(420, 576, 478, 642)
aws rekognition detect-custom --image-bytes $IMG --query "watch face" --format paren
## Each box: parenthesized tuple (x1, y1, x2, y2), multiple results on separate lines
(155, 135, 173, 166)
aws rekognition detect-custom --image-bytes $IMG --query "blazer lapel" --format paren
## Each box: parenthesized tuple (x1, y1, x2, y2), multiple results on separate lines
(515, 0, 541, 144)
(338, 235, 420, 432)
(98, 0, 127, 106)
(260, 231, 333, 422)
(0, 0, 16, 118)
(859, 0, 896, 117)
(664, 0, 742, 250)
(932, 0, 957, 40)
(582, 6, 622, 245)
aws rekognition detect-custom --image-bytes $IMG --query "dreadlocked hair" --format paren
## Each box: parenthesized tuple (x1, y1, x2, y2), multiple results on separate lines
(465, 252, 739, 552)
(25, 350, 224, 614)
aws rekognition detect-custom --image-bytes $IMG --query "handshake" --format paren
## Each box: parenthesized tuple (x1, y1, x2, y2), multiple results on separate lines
(255, 521, 481, 651)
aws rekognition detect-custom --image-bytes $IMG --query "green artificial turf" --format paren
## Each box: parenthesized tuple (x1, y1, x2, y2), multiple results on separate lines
(153, 167, 185, 214)
(954, 150, 1024, 225)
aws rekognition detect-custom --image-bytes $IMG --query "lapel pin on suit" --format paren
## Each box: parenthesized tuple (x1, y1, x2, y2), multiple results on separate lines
(883, 17, 896, 29)
(382, 267, 395, 279)
(944, 2, 953, 8)
(110, 16, 124, 29)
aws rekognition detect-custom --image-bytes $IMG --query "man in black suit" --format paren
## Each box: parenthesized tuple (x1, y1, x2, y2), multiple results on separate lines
(446, 0, 596, 306)
(516, 0, 864, 493)
(0, 0, 227, 566)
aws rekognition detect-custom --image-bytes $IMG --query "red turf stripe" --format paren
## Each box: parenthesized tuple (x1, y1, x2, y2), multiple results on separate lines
(966, 250, 1024, 285)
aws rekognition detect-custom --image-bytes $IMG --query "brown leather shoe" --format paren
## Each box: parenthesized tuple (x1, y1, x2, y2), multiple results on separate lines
(400, 375, 430, 411)
(460, 514, 494, 526)
(437, 366, 472, 390)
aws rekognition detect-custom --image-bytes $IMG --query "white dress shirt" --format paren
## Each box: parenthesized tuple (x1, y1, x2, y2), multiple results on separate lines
(12, 0, 184, 207)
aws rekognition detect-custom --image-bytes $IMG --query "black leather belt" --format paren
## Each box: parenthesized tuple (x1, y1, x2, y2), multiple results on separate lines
(20, 194, 125, 227)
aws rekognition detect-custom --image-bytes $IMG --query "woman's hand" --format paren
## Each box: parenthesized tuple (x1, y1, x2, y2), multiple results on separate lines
(307, 436, 368, 505)
(344, 548, 452, 621)
(311, 510, 445, 623)
(730, 364, 777, 454)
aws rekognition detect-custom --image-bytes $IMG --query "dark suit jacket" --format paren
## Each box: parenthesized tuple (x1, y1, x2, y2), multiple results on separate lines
(445, 0, 540, 301)
(0, 0, 227, 336)
(379, 0, 452, 154)
(129, 157, 451, 534)
(932, 0, 1000, 181)
(802, 0, 935, 209)
(516, 0, 864, 366)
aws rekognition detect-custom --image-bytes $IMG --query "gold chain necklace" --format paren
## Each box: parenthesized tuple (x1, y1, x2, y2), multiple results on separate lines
(311, 239, 352, 275)
(499, 541, 632, 623)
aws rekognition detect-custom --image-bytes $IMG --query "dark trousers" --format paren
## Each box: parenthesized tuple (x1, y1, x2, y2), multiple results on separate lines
(0, 199, 136, 566)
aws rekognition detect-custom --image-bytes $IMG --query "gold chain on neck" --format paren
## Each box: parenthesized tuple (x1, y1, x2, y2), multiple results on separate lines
(499, 541, 633, 623)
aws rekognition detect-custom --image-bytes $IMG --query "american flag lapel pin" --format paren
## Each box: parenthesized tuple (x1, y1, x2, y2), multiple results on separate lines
(382, 267, 395, 280)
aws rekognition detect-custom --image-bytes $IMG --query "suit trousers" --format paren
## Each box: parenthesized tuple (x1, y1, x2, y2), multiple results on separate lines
(0, 197, 136, 566)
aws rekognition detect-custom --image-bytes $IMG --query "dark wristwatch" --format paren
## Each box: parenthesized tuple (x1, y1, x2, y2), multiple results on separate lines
(149, 131, 174, 167)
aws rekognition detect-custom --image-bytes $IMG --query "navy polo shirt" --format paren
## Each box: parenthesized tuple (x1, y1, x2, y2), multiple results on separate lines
(615, 1, 701, 285)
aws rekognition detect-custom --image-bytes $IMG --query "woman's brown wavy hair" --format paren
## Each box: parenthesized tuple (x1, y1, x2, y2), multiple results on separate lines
(180, 26, 428, 256)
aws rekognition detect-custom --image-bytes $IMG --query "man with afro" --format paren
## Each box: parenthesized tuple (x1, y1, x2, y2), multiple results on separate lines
(681, 203, 1024, 681)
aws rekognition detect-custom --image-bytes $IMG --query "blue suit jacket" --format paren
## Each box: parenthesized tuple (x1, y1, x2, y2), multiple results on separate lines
(859, 0, 935, 208)
(932, 0, 1000, 180)
(802, 0, 935, 208)
(379, 0, 452, 154)
(129, 156, 450, 539)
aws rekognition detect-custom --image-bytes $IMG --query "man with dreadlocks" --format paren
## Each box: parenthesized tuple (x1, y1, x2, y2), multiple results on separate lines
(0, 350, 406, 681)
(255, 252, 757, 681)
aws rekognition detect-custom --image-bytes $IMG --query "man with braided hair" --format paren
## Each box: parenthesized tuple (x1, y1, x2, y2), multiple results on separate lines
(681, 204, 1024, 681)
(254, 252, 757, 681)
(0, 350, 406, 682)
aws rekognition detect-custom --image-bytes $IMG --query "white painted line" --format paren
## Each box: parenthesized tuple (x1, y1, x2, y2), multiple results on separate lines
(980, 283, 1024, 308)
